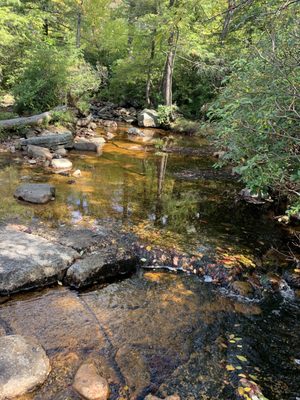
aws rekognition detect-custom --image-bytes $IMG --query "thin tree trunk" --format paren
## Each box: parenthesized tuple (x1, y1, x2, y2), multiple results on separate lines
(162, 0, 178, 107)
(76, 1, 83, 48)
(145, 32, 156, 106)
(220, 0, 236, 43)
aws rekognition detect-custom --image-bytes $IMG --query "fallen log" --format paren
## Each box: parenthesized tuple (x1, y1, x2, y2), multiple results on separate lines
(0, 106, 67, 130)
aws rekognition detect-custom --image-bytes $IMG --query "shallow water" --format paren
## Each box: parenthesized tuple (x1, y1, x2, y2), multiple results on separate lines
(0, 126, 299, 399)
(0, 126, 286, 255)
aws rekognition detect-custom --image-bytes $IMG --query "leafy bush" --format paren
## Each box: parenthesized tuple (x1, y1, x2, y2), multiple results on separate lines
(209, 15, 300, 212)
(157, 105, 178, 126)
(12, 42, 100, 113)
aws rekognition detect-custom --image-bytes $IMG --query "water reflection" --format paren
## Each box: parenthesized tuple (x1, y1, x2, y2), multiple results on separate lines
(0, 128, 285, 255)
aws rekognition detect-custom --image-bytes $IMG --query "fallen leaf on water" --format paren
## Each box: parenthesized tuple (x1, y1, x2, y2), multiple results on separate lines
(226, 364, 235, 371)
(236, 355, 248, 362)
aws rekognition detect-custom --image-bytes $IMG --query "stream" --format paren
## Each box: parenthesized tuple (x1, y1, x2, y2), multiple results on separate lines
(0, 125, 299, 399)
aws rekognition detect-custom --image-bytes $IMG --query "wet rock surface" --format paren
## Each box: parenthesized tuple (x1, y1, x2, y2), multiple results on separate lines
(0, 227, 79, 294)
(65, 250, 138, 289)
(0, 335, 50, 399)
(14, 183, 56, 204)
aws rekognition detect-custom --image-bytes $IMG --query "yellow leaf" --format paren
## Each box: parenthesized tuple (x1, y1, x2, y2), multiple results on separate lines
(238, 387, 245, 396)
(249, 374, 258, 380)
(230, 340, 236, 343)
(146, 245, 152, 251)
(244, 387, 251, 392)
(226, 364, 235, 371)
(238, 374, 247, 378)
(236, 355, 248, 362)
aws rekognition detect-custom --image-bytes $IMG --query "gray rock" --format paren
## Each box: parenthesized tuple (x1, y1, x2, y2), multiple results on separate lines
(65, 250, 137, 289)
(54, 147, 67, 157)
(56, 228, 107, 252)
(0, 228, 79, 294)
(74, 137, 105, 153)
(137, 109, 159, 128)
(127, 127, 144, 136)
(14, 183, 55, 204)
(73, 363, 110, 400)
(0, 335, 50, 400)
(27, 145, 53, 161)
(20, 131, 74, 150)
(51, 158, 73, 170)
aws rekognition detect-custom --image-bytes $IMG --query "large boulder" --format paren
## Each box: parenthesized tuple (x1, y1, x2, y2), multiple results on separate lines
(27, 145, 53, 161)
(65, 250, 137, 289)
(20, 131, 74, 150)
(74, 137, 105, 153)
(0, 228, 79, 294)
(0, 335, 51, 400)
(73, 363, 110, 400)
(137, 109, 159, 128)
(14, 183, 55, 204)
(51, 158, 73, 171)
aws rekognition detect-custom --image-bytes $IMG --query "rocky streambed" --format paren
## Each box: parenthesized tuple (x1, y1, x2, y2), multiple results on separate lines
(0, 122, 299, 399)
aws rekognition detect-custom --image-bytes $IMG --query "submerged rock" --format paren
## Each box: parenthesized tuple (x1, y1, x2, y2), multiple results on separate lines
(0, 335, 50, 400)
(231, 281, 254, 296)
(14, 183, 55, 204)
(138, 109, 159, 128)
(65, 250, 137, 289)
(0, 228, 79, 294)
(128, 127, 144, 136)
(73, 363, 110, 400)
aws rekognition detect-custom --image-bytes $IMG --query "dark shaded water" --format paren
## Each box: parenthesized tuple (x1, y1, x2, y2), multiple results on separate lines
(0, 126, 299, 399)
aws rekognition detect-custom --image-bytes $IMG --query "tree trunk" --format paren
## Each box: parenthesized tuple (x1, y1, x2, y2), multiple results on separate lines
(0, 106, 67, 130)
(162, 0, 178, 107)
(76, 1, 84, 48)
(220, 0, 236, 43)
(76, 11, 82, 47)
(145, 32, 156, 106)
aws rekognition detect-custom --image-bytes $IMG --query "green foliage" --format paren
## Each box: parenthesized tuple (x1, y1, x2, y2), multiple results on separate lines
(157, 105, 178, 125)
(209, 6, 300, 208)
(12, 42, 100, 113)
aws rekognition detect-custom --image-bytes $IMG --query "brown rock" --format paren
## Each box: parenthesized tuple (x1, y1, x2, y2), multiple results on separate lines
(232, 281, 254, 296)
(73, 363, 110, 400)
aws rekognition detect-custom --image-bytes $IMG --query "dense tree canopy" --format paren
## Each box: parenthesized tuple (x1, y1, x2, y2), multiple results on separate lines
(0, 0, 299, 212)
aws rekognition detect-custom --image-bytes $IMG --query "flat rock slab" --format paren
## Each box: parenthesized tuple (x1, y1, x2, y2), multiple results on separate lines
(0, 335, 51, 399)
(65, 249, 138, 289)
(56, 228, 108, 251)
(0, 228, 79, 295)
(14, 183, 55, 204)
(20, 131, 74, 150)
